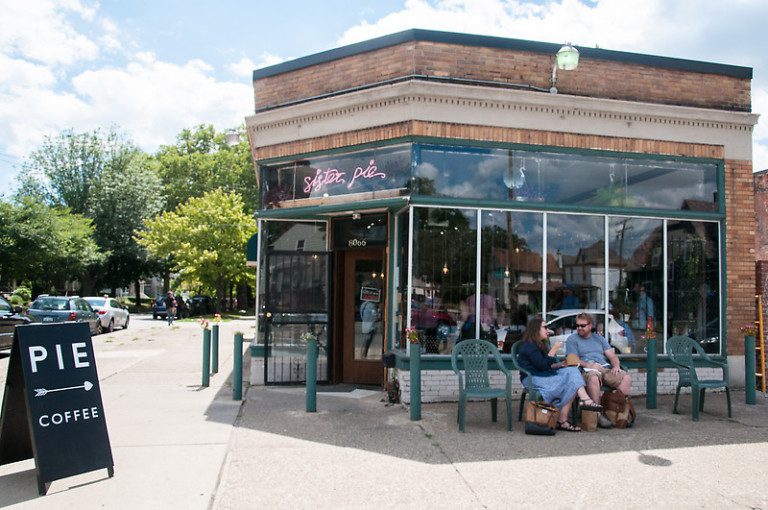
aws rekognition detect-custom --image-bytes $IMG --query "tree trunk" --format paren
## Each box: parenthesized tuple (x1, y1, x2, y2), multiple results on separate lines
(134, 278, 142, 307)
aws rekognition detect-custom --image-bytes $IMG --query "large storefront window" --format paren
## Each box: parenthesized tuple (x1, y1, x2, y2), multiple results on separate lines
(608, 217, 664, 354)
(480, 210, 543, 345)
(401, 206, 721, 357)
(667, 220, 720, 354)
(410, 208, 476, 353)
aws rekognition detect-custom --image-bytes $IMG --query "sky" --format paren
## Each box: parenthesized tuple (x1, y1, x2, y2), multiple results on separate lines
(1, 0, 766, 195)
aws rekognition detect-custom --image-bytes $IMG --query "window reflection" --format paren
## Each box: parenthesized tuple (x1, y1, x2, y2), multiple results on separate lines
(481, 210, 543, 349)
(411, 208, 476, 353)
(608, 217, 664, 354)
(667, 220, 720, 354)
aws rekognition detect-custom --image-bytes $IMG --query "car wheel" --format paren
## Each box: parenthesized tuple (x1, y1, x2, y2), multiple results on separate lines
(107, 319, 114, 333)
(123, 316, 130, 329)
(153, 314, 158, 320)
(95, 321, 103, 335)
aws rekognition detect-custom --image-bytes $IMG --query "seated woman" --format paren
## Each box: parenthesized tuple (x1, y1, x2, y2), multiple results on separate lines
(516, 318, 603, 432)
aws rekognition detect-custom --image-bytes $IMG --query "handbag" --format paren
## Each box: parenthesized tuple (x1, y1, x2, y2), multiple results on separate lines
(600, 390, 636, 429)
(524, 401, 559, 431)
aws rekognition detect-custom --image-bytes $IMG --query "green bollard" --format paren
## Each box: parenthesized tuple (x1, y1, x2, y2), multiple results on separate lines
(306, 339, 318, 412)
(410, 343, 421, 421)
(211, 324, 220, 374)
(646, 337, 657, 409)
(202, 328, 211, 387)
(746, 335, 756, 405)
(233, 332, 243, 400)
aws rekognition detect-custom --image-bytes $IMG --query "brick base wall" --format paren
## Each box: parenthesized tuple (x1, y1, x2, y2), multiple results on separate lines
(398, 367, 725, 404)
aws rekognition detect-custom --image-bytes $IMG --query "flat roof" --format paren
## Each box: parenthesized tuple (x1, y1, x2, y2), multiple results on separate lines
(253, 28, 752, 81)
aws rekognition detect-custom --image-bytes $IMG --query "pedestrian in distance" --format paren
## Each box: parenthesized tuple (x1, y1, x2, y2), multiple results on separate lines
(163, 291, 177, 326)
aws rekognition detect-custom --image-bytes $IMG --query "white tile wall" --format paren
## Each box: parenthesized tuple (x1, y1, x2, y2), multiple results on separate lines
(399, 367, 726, 404)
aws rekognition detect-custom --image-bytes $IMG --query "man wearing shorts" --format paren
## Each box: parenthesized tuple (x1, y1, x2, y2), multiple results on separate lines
(565, 312, 632, 428)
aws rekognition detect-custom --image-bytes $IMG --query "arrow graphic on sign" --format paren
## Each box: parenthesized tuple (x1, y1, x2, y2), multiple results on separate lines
(34, 380, 94, 397)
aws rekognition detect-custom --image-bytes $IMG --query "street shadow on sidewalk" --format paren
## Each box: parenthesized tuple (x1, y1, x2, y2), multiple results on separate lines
(218, 386, 768, 465)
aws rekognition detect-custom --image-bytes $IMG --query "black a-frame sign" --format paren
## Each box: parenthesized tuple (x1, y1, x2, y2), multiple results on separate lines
(0, 323, 113, 495)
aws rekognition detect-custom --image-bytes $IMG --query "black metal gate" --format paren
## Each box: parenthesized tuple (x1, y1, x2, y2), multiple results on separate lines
(262, 251, 330, 384)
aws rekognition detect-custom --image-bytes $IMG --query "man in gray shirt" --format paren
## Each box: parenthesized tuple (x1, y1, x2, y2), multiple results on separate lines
(565, 312, 632, 428)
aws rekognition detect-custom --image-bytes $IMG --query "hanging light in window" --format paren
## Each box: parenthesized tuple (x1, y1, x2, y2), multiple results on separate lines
(442, 262, 449, 275)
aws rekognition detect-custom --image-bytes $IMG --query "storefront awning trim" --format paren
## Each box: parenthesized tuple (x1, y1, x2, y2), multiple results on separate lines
(255, 197, 409, 220)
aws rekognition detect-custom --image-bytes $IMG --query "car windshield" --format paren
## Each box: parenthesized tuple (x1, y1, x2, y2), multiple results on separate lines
(0, 296, 12, 312)
(32, 297, 70, 310)
(85, 298, 107, 307)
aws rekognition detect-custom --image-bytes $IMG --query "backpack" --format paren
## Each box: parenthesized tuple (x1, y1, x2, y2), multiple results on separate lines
(600, 389, 636, 429)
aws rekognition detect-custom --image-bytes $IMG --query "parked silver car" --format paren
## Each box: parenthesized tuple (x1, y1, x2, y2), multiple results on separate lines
(84, 297, 130, 333)
(26, 296, 102, 335)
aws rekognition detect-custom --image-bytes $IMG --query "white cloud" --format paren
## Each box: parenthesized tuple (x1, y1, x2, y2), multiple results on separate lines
(0, 0, 100, 65)
(69, 53, 251, 150)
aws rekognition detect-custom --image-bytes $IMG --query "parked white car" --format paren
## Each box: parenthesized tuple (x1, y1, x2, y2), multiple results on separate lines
(545, 309, 628, 355)
(84, 297, 130, 333)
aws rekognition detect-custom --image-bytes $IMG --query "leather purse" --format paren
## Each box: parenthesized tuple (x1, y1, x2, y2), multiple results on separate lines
(524, 401, 559, 429)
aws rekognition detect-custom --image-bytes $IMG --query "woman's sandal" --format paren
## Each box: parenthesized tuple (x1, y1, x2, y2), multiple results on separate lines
(579, 398, 603, 412)
(556, 421, 581, 432)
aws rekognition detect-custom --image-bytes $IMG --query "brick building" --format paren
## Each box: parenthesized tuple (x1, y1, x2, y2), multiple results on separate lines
(245, 29, 757, 397)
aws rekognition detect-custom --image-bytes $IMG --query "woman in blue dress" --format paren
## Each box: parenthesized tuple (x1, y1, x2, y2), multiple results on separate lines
(517, 318, 603, 432)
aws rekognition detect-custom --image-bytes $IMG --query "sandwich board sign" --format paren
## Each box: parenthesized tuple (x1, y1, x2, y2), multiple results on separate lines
(0, 322, 113, 495)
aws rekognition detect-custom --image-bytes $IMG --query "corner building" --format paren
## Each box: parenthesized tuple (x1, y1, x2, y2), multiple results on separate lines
(245, 30, 758, 400)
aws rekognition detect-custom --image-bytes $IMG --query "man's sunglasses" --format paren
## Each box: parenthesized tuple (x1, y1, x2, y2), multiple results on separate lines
(576, 323, 589, 328)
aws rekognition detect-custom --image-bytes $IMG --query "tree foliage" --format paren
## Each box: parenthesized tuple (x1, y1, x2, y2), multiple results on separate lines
(20, 127, 138, 215)
(16, 127, 164, 294)
(153, 124, 258, 213)
(88, 153, 166, 293)
(136, 189, 257, 310)
(0, 198, 104, 293)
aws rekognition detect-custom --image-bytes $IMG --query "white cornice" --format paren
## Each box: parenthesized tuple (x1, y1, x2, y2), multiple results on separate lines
(245, 80, 759, 160)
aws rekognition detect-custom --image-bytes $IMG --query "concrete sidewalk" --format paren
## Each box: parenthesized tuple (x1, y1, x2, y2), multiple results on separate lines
(2, 319, 768, 509)
(0, 316, 250, 509)
(215, 385, 768, 510)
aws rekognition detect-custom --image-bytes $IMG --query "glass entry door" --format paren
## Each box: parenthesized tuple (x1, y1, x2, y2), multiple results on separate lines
(342, 250, 385, 385)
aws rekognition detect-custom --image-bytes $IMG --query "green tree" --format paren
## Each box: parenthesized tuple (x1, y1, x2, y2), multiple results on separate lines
(0, 198, 104, 294)
(20, 127, 138, 215)
(154, 124, 258, 213)
(16, 127, 162, 297)
(88, 153, 166, 301)
(136, 189, 257, 312)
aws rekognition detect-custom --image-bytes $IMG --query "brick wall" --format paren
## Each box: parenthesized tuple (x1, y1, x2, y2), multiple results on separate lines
(254, 40, 750, 112)
(726, 159, 757, 355)
(755, 171, 768, 260)
(252, 120, 724, 161)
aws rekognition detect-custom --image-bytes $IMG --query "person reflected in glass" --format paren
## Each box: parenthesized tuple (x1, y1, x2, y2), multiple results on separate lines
(460, 290, 497, 342)
(516, 318, 603, 432)
(360, 298, 380, 358)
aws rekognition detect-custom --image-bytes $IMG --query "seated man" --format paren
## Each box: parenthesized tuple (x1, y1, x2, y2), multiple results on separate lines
(565, 312, 632, 429)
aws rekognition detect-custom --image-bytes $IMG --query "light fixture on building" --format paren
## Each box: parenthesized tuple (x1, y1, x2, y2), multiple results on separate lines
(550, 43, 580, 94)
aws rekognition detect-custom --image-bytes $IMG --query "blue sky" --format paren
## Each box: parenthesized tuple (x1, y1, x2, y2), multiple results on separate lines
(1, 0, 766, 195)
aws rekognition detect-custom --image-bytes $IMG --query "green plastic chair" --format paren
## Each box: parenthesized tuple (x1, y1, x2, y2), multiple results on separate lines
(666, 335, 731, 421)
(451, 339, 513, 432)
(510, 340, 543, 421)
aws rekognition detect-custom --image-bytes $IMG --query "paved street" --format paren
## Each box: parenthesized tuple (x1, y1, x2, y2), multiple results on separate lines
(1, 316, 768, 509)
